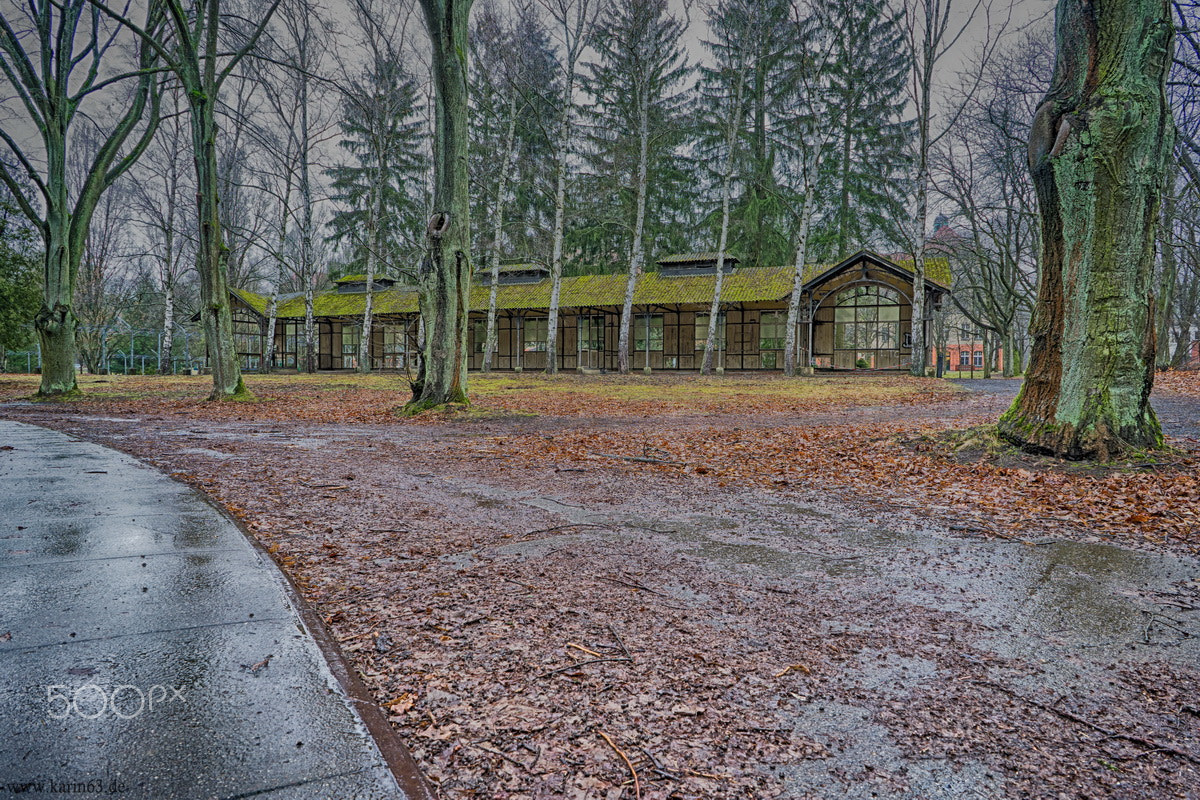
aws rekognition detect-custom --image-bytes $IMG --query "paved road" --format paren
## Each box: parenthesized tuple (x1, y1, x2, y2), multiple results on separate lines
(0, 421, 430, 800)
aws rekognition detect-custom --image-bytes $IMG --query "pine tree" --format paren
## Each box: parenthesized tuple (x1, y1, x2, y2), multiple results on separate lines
(811, 0, 912, 260)
(580, 0, 691, 372)
(326, 59, 427, 277)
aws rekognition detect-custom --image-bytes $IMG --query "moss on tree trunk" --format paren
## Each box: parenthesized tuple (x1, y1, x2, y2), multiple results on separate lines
(999, 0, 1173, 460)
(411, 0, 473, 410)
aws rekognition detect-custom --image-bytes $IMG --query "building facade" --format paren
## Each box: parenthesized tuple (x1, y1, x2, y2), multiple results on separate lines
(229, 250, 950, 373)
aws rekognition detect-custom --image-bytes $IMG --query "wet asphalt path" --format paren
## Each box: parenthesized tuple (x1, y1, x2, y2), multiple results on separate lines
(0, 421, 418, 799)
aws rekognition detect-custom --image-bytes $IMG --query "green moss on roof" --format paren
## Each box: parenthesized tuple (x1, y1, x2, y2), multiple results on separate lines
(231, 288, 269, 315)
(250, 253, 951, 320)
(333, 274, 368, 283)
(656, 252, 739, 265)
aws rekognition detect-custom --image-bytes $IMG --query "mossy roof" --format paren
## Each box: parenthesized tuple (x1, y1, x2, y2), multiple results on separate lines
(233, 253, 950, 320)
(656, 252, 739, 265)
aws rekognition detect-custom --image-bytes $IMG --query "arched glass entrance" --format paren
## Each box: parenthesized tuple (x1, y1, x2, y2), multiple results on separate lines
(833, 285, 902, 369)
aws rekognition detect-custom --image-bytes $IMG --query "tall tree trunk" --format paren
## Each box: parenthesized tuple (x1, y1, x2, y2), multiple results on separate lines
(300, 83, 317, 374)
(265, 200, 290, 373)
(412, 0, 473, 409)
(359, 168, 383, 374)
(159, 282, 175, 374)
(546, 84, 572, 375)
(1155, 186, 1177, 370)
(999, 0, 1173, 460)
(783, 181, 815, 377)
(617, 90, 650, 375)
(703, 70, 745, 377)
(36, 140, 78, 395)
(190, 81, 245, 399)
(837, 127, 853, 261)
(910, 158, 929, 376)
(484, 96, 518, 373)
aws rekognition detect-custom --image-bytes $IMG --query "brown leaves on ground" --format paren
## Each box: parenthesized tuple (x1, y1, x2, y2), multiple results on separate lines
(473, 417, 1200, 555)
(1155, 369, 1200, 399)
(0, 372, 961, 423)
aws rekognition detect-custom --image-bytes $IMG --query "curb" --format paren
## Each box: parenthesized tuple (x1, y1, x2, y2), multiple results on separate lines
(221, 502, 438, 800)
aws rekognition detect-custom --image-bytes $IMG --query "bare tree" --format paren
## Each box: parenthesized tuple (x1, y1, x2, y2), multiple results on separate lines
(128, 87, 192, 373)
(540, 0, 602, 374)
(0, 0, 163, 395)
(97, 0, 282, 398)
(252, 0, 334, 373)
(895, 0, 1010, 376)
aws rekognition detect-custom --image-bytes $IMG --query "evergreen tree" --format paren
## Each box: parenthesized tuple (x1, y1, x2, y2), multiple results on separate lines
(724, 0, 793, 267)
(810, 0, 913, 260)
(577, 0, 691, 272)
(580, 0, 691, 371)
(0, 185, 41, 367)
(326, 57, 427, 277)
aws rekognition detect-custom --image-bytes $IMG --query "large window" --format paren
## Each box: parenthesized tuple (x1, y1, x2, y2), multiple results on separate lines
(342, 324, 361, 369)
(579, 315, 604, 351)
(233, 315, 262, 371)
(382, 325, 406, 369)
(523, 318, 548, 352)
(634, 314, 663, 351)
(278, 323, 299, 369)
(759, 311, 787, 351)
(832, 285, 902, 369)
(695, 312, 726, 351)
(959, 350, 971, 367)
(473, 319, 497, 354)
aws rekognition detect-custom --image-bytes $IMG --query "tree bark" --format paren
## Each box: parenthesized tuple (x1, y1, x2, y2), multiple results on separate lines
(191, 89, 246, 399)
(999, 0, 1173, 460)
(484, 96, 518, 373)
(359, 166, 384, 373)
(617, 89, 650, 375)
(703, 66, 745, 377)
(783, 181, 815, 377)
(1155, 186, 1177, 370)
(160, 283, 175, 374)
(545, 84, 572, 375)
(412, 0, 473, 408)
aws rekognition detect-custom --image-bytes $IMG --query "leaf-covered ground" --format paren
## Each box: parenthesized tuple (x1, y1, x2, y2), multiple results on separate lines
(2, 371, 1199, 798)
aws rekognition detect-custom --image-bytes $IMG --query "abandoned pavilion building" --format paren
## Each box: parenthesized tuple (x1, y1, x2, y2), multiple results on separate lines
(228, 250, 950, 373)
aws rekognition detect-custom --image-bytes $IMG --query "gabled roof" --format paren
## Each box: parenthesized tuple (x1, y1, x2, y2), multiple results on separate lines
(804, 250, 951, 292)
(230, 251, 949, 319)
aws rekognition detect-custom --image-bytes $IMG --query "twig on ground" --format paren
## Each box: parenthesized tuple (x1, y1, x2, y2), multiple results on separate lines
(524, 523, 612, 536)
(591, 451, 687, 466)
(608, 624, 633, 663)
(537, 656, 632, 679)
(567, 642, 604, 657)
(466, 741, 527, 769)
(973, 680, 1200, 767)
(598, 731, 641, 800)
(596, 575, 669, 597)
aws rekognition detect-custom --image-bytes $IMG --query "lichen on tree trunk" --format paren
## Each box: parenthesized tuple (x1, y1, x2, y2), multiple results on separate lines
(999, 0, 1173, 460)
(411, 0, 473, 410)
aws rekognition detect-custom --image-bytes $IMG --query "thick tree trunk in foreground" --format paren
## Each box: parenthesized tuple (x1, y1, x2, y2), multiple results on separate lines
(999, 0, 1173, 460)
(191, 91, 246, 399)
(412, 0, 473, 408)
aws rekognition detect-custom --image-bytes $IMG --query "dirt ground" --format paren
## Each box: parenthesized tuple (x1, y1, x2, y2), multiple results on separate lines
(2, 372, 1199, 799)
